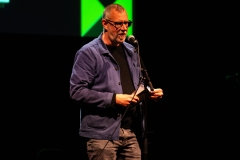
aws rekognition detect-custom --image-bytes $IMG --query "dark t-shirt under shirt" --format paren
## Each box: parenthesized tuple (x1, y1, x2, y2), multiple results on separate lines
(107, 44, 137, 129)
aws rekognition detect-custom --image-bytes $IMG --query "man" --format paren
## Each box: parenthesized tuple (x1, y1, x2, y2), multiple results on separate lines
(69, 3, 164, 160)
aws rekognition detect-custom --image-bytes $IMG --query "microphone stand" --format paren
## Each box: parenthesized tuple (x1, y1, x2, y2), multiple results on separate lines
(134, 41, 154, 160)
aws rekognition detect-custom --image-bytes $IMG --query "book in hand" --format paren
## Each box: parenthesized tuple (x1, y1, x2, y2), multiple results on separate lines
(132, 84, 151, 102)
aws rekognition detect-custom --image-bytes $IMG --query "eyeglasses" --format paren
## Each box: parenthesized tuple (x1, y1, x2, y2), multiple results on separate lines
(104, 19, 132, 29)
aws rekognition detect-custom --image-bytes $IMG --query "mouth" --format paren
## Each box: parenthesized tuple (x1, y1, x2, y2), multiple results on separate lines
(118, 33, 126, 39)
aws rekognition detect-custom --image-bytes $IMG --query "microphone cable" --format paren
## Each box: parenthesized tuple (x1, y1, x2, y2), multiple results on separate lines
(96, 36, 145, 160)
(95, 78, 143, 160)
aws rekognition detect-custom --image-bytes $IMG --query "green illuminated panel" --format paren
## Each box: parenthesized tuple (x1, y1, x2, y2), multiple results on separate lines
(80, 0, 133, 37)
(0, 0, 9, 8)
(0, 0, 10, 2)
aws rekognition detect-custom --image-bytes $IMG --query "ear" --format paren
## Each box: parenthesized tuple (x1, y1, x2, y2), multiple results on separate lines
(102, 19, 108, 31)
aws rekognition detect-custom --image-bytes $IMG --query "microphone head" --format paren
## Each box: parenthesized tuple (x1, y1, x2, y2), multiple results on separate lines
(127, 35, 135, 41)
(127, 35, 138, 44)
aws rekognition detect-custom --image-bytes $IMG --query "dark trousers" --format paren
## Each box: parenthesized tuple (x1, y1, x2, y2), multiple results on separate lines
(81, 128, 141, 160)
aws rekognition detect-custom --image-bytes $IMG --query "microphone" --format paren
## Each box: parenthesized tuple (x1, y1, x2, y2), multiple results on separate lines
(127, 35, 138, 44)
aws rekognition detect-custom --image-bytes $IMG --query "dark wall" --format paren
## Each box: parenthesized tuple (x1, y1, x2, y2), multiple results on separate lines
(0, 0, 80, 37)
(2, 2, 239, 160)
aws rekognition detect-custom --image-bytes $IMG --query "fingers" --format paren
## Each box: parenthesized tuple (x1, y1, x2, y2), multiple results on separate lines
(149, 88, 164, 100)
(129, 95, 139, 103)
(151, 88, 163, 95)
(116, 94, 139, 107)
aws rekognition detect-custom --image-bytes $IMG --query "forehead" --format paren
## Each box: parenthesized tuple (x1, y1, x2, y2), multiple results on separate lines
(108, 9, 128, 21)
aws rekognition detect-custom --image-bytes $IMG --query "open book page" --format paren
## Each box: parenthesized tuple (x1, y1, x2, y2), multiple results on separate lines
(133, 84, 145, 95)
(132, 84, 150, 102)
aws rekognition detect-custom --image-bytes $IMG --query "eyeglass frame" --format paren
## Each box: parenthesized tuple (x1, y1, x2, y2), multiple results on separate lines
(104, 19, 132, 29)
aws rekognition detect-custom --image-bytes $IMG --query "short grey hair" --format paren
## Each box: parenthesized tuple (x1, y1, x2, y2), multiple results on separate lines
(102, 4, 126, 20)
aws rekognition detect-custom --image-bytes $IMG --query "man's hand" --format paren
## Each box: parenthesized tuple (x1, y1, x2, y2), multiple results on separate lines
(115, 94, 140, 107)
(149, 88, 164, 101)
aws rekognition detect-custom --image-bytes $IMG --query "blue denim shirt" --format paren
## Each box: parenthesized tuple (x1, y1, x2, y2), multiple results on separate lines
(69, 33, 144, 140)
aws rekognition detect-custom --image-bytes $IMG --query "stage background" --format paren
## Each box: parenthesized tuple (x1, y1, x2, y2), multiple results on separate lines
(2, 1, 239, 160)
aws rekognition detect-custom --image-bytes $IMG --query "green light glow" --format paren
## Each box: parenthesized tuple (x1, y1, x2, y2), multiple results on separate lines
(80, 0, 133, 37)
(0, 0, 9, 8)
(0, 0, 9, 2)
(81, 0, 104, 37)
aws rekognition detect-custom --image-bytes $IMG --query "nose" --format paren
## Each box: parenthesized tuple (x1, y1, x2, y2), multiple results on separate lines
(120, 23, 128, 30)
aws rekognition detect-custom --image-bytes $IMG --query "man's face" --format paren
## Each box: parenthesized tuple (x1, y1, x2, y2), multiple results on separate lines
(102, 10, 131, 46)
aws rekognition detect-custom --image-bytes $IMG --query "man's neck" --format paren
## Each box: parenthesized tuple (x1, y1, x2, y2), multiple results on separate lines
(102, 32, 120, 46)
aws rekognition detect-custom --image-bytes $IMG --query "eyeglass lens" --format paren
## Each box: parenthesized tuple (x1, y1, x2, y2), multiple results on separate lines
(106, 19, 132, 28)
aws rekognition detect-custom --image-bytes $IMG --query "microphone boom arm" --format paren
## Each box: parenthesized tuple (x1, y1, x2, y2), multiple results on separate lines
(135, 42, 154, 91)
(132, 37, 153, 160)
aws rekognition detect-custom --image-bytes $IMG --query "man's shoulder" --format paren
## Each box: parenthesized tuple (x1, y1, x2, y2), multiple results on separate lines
(81, 38, 99, 49)
(123, 41, 135, 49)
(122, 42, 136, 54)
(77, 37, 108, 56)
